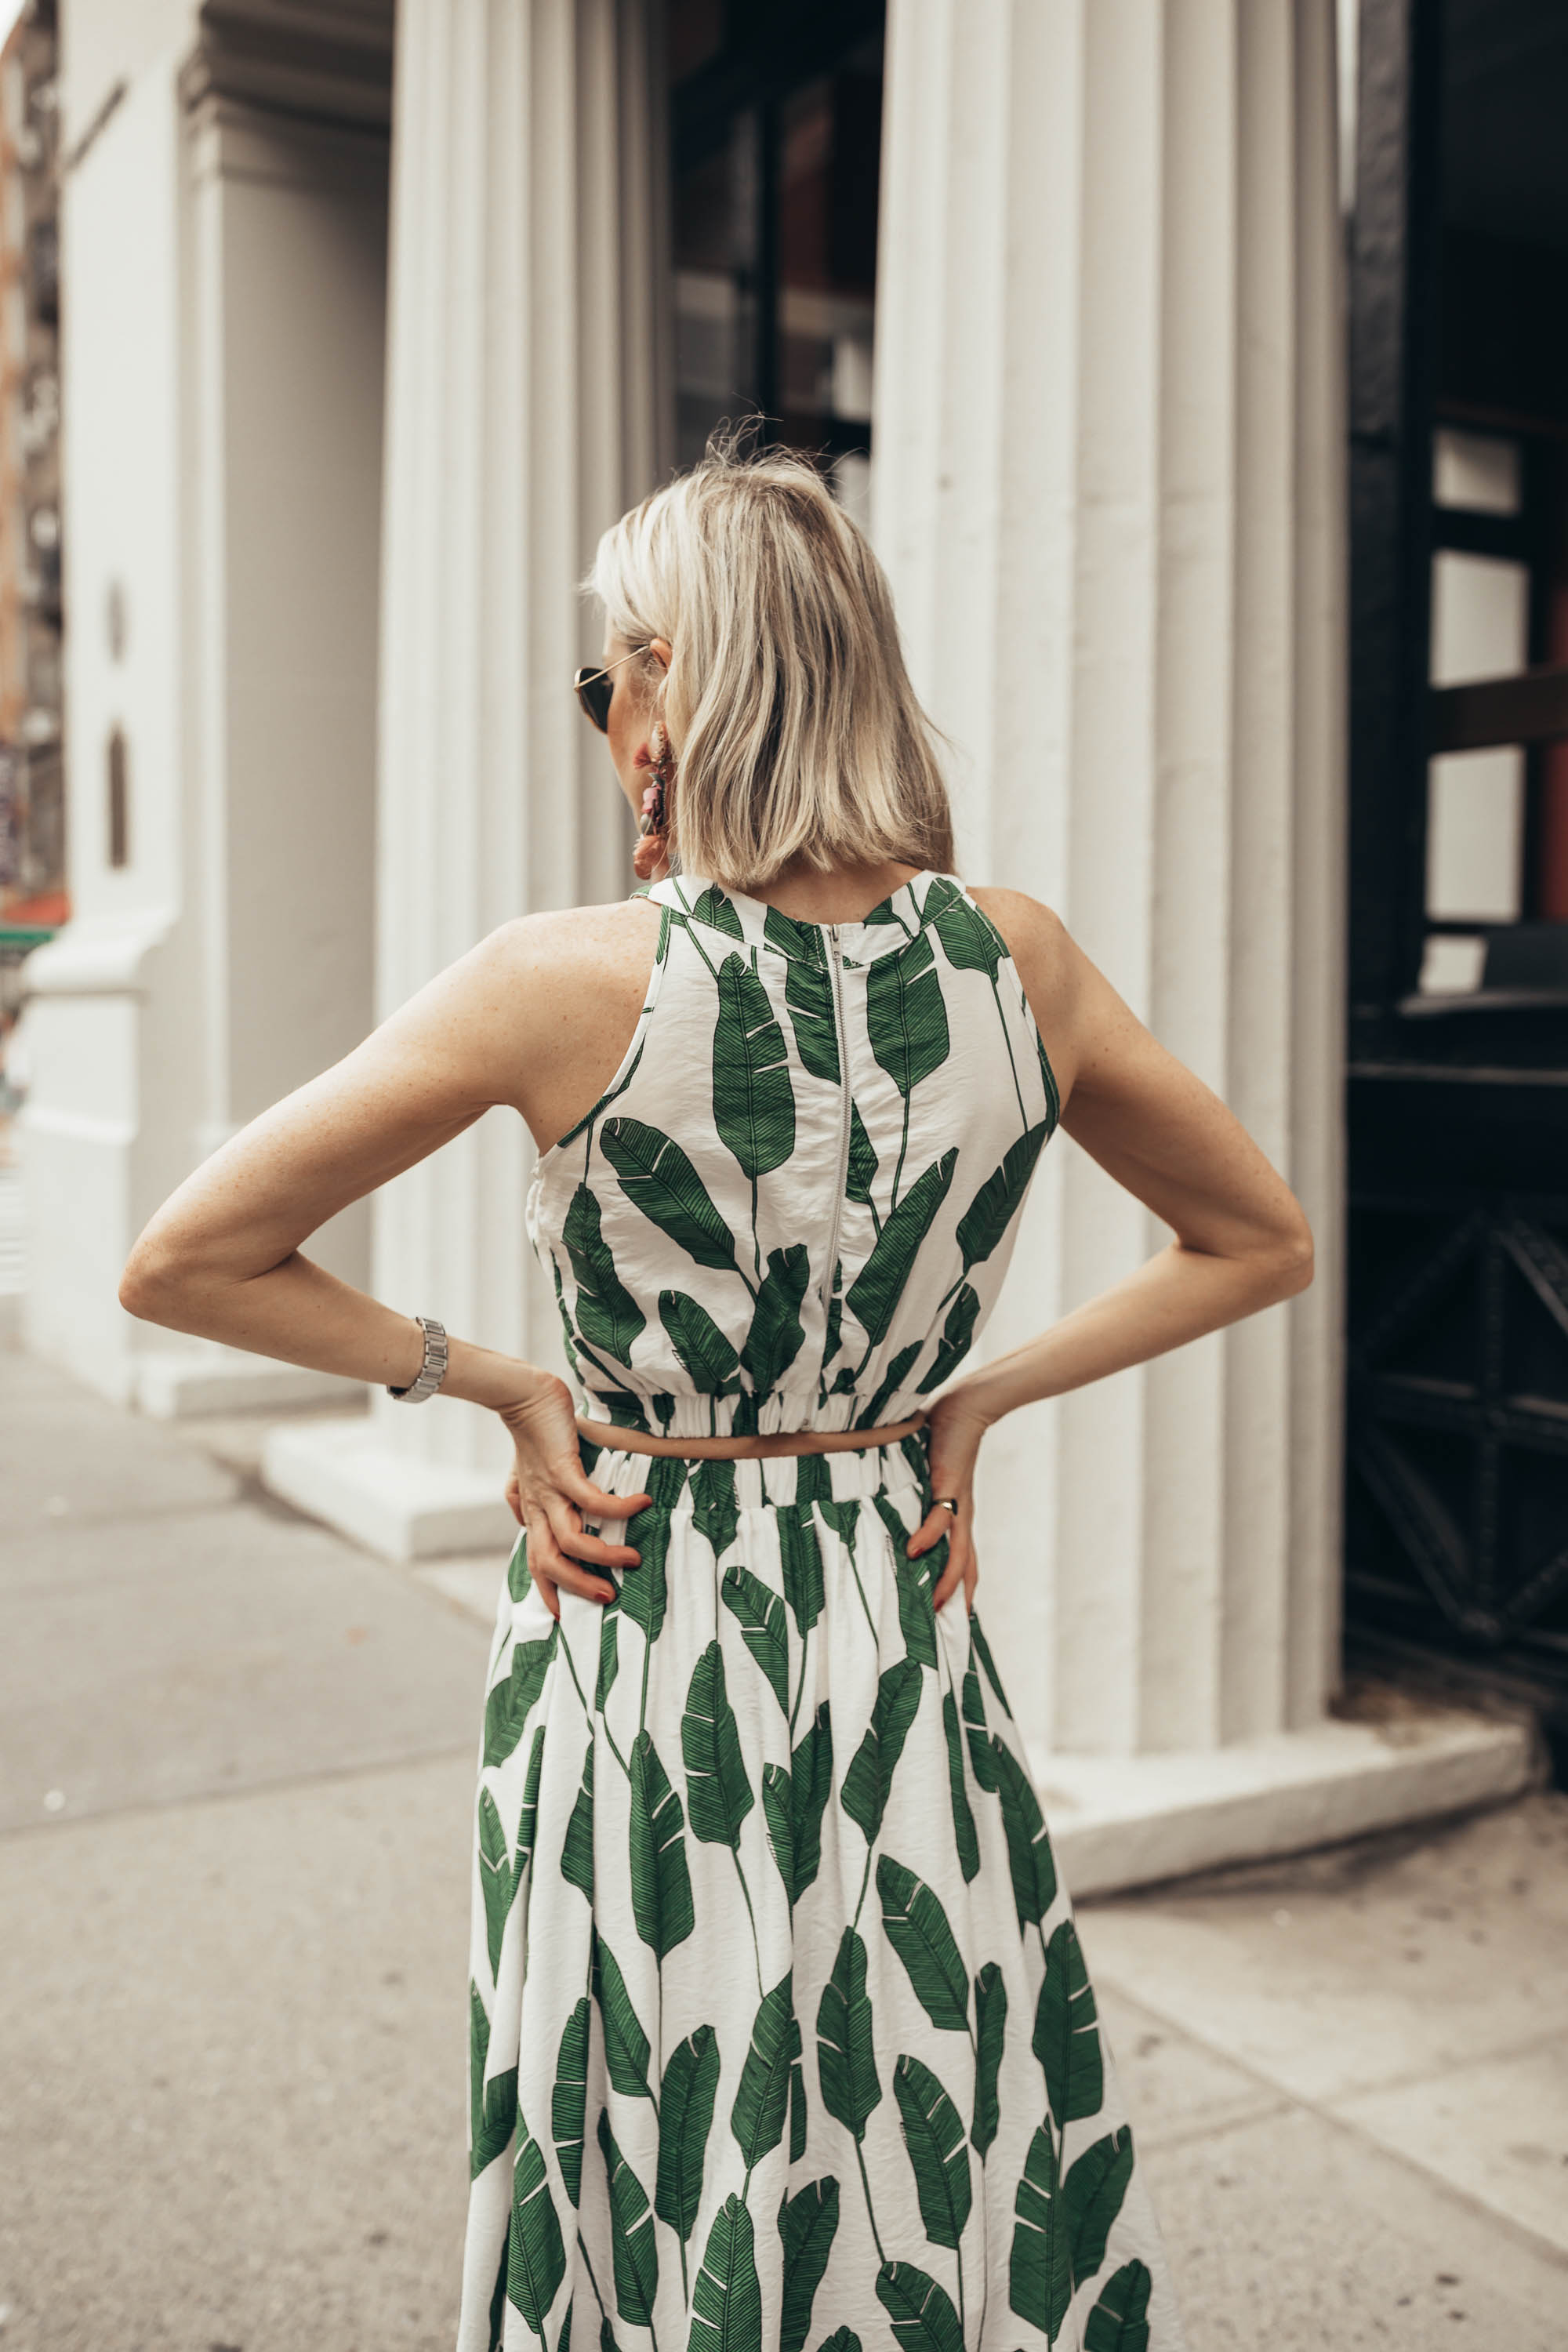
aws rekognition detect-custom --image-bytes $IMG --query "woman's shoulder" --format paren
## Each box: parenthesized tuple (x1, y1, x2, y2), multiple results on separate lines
(474, 893, 663, 989)
(967, 884, 1072, 978)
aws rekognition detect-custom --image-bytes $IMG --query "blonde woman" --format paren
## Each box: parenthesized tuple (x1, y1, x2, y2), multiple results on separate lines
(122, 444, 1309, 2349)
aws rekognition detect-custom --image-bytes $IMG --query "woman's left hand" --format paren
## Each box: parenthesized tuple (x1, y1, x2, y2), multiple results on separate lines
(498, 1371, 652, 1620)
(907, 1388, 990, 1612)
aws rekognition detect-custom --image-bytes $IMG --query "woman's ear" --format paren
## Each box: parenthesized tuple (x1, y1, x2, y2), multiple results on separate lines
(649, 637, 673, 673)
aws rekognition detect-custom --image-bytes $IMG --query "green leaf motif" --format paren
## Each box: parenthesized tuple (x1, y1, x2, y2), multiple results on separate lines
(629, 1729, 696, 1960)
(713, 951, 797, 1180)
(783, 955, 840, 1084)
(815, 2335, 862, 2352)
(962, 1663, 998, 1792)
(917, 1283, 981, 1394)
(779, 2176, 840, 2352)
(763, 901, 827, 965)
(514, 1723, 547, 1878)
(659, 1290, 741, 1395)
(682, 1641, 755, 1849)
(763, 1762, 794, 1902)
(561, 1740, 595, 1903)
(551, 1996, 590, 2206)
(845, 1149, 959, 1348)
(722, 1565, 790, 1713)
(690, 2191, 763, 2352)
(602, 1116, 736, 1272)
(1034, 1918, 1105, 2125)
(594, 1615, 620, 1713)
(507, 2130, 567, 2337)
(846, 1101, 878, 1205)
(483, 1628, 557, 1768)
(593, 1936, 654, 2103)
(789, 2010, 807, 2161)
(692, 1457, 741, 1563)
(893, 2054, 972, 2251)
(690, 882, 746, 940)
(971, 1613, 1013, 1717)
(822, 1280, 844, 1375)
(931, 889, 1005, 979)
(777, 1503, 826, 1635)
(794, 1452, 832, 1509)
(741, 1243, 810, 1394)
(866, 931, 951, 1102)
(656, 2023, 720, 2249)
(971, 1962, 1007, 2157)
(855, 1338, 924, 1432)
(597, 2110, 659, 2327)
(1065, 2126, 1136, 2286)
(873, 1490, 937, 1667)
(1010, 2120, 1072, 2339)
(1084, 2260, 1153, 2352)
(477, 1787, 514, 1980)
(874, 2259, 965, 2352)
(993, 1739, 1058, 1930)
(941, 1692, 980, 1882)
(620, 1454, 687, 1648)
(508, 1526, 532, 1602)
(816, 1926, 881, 2143)
(562, 1183, 647, 1365)
(471, 2051, 518, 2182)
(955, 1123, 1050, 1274)
(790, 1701, 833, 1900)
(731, 1973, 796, 2169)
(840, 1658, 924, 1845)
(876, 1855, 971, 2034)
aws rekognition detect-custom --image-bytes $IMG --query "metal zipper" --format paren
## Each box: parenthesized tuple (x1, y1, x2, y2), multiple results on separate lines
(817, 925, 851, 1322)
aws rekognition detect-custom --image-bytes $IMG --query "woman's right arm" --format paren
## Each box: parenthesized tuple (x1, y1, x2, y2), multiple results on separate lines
(912, 888, 1314, 1610)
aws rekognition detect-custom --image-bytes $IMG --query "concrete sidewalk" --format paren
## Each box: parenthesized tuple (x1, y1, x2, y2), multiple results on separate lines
(2, 1339, 1564, 2350)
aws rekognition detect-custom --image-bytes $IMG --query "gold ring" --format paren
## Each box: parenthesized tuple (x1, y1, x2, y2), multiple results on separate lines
(933, 1496, 959, 1514)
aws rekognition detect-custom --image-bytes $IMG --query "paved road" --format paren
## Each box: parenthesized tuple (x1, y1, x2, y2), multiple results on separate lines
(1, 1336, 1563, 2350)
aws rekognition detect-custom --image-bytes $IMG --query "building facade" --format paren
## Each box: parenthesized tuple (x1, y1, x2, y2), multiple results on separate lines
(0, 0, 64, 933)
(19, 0, 1542, 1887)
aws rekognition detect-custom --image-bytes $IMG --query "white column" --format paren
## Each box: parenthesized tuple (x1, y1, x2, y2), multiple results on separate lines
(264, 0, 670, 1557)
(22, 12, 391, 1414)
(871, 2, 1523, 1883)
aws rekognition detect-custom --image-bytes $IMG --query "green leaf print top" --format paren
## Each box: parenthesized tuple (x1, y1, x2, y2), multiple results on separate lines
(527, 873, 1060, 1439)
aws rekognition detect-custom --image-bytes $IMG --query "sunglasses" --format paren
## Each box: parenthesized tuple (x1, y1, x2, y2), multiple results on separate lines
(572, 644, 649, 733)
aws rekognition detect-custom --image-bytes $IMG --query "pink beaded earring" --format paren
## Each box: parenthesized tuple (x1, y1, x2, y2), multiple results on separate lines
(632, 720, 673, 882)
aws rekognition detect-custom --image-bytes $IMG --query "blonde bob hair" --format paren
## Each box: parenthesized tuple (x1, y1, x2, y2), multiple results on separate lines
(588, 438, 954, 889)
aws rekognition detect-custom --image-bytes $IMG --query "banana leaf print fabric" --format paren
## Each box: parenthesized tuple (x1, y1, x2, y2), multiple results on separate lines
(459, 874, 1185, 2350)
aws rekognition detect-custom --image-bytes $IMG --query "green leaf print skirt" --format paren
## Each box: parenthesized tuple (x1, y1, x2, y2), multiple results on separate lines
(458, 1439, 1185, 2350)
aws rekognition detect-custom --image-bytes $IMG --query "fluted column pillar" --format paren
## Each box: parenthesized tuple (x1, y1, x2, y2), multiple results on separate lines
(264, 0, 670, 1555)
(873, 2, 1348, 1794)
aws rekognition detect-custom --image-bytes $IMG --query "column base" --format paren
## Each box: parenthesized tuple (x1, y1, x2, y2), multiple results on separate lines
(135, 1342, 366, 1419)
(262, 1414, 515, 1560)
(1031, 1708, 1537, 1900)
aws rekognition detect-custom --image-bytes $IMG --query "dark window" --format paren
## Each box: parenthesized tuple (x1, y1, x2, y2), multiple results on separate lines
(669, 0, 884, 520)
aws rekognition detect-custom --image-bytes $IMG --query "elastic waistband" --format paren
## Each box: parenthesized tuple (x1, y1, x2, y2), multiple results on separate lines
(574, 1411, 927, 1462)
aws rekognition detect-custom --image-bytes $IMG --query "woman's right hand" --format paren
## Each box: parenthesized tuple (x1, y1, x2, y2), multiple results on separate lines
(907, 1388, 991, 1614)
(498, 1370, 652, 1620)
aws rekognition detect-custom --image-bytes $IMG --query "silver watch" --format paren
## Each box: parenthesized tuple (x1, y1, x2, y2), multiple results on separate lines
(387, 1314, 448, 1403)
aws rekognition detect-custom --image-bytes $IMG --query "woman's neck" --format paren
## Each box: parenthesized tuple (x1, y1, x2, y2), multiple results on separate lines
(739, 855, 924, 927)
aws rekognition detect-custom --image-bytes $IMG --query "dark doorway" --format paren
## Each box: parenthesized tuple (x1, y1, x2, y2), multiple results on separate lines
(1346, 0, 1568, 1719)
(667, 0, 884, 519)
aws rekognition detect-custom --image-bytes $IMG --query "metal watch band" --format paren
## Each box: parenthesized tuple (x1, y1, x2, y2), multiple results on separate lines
(387, 1313, 448, 1403)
